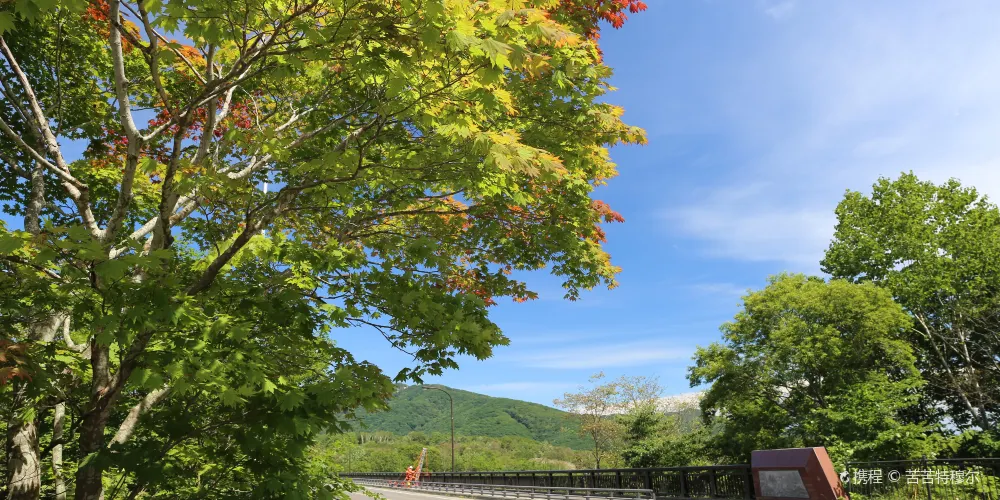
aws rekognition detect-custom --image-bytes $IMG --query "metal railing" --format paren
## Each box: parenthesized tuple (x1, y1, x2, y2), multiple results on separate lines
(845, 457, 1000, 500)
(344, 465, 755, 499)
(351, 478, 657, 500)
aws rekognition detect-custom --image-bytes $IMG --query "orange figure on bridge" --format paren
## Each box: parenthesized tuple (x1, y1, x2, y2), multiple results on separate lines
(404, 466, 416, 487)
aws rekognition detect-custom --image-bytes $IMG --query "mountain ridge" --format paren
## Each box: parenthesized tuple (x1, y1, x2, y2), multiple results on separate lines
(354, 385, 592, 450)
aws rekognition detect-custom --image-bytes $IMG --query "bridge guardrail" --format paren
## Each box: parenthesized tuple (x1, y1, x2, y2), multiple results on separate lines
(350, 478, 657, 500)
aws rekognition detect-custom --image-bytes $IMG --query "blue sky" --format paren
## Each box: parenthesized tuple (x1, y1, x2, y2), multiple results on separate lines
(9, 1, 1000, 408)
(343, 0, 1000, 406)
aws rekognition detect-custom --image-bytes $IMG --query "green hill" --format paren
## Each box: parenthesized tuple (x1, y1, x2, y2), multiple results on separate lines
(354, 385, 592, 450)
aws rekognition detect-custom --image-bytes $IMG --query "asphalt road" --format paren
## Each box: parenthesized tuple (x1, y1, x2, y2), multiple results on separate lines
(350, 486, 468, 500)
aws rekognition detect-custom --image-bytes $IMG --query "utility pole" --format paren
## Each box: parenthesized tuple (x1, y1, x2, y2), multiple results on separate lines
(423, 385, 455, 472)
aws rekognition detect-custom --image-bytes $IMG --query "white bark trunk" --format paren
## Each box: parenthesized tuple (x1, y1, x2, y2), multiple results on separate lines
(53, 403, 67, 500)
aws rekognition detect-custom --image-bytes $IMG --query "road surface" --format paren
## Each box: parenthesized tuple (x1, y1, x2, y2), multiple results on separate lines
(350, 486, 467, 500)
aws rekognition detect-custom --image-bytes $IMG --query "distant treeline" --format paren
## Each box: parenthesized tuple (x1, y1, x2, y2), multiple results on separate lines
(316, 432, 590, 474)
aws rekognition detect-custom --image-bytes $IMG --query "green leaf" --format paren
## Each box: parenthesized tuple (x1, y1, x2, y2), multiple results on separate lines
(220, 387, 242, 407)
(0, 12, 16, 35)
(278, 390, 305, 411)
(446, 30, 476, 51)
(95, 329, 114, 346)
(33, 0, 58, 11)
(61, 0, 89, 13)
(425, 0, 444, 19)
(478, 38, 512, 68)
(421, 25, 440, 47)
(144, 371, 164, 390)
(13, 0, 41, 22)
(385, 76, 407, 98)
(171, 305, 187, 326)
(67, 225, 92, 241)
(32, 247, 58, 263)
(95, 259, 130, 281)
(209, 316, 231, 336)
(261, 379, 277, 394)
(139, 156, 159, 175)
(0, 233, 23, 255)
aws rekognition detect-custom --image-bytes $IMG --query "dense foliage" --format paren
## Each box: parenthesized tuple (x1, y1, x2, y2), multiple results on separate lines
(617, 403, 712, 468)
(0, 0, 645, 498)
(822, 173, 999, 431)
(690, 274, 932, 465)
(688, 173, 1000, 467)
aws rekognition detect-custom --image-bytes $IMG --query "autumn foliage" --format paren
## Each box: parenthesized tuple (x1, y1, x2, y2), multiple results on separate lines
(0, 340, 31, 385)
(553, 0, 649, 40)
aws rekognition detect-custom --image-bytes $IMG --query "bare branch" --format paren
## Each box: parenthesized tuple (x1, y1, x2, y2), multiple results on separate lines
(150, 130, 188, 250)
(2, 256, 62, 281)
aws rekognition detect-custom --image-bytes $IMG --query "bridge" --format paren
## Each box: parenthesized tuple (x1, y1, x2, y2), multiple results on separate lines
(342, 466, 756, 500)
(341, 456, 1000, 500)
(348, 478, 658, 500)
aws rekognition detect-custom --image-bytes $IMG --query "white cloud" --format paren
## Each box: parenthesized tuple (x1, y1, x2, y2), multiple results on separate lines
(690, 283, 752, 297)
(509, 327, 670, 346)
(515, 342, 693, 369)
(760, 0, 796, 20)
(662, 2, 1000, 270)
(664, 183, 836, 267)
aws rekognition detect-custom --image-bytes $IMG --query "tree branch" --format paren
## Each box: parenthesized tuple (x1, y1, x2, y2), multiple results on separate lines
(102, 0, 144, 244)
(109, 386, 172, 447)
(136, 1, 177, 124)
(185, 188, 298, 295)
(0, 37, 103, 239)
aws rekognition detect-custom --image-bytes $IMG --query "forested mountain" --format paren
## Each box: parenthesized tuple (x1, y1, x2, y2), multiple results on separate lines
(354, 385, 592, 450)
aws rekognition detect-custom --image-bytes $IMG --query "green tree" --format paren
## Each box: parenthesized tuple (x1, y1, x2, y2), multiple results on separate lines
(0, 0, 645, 498)
(689, 274, 931, 465)
(619, 395, 710, 468)
(822, 172, 999, 431)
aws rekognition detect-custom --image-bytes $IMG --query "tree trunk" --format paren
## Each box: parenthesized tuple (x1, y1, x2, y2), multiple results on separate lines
(73, 340, 113, 500)
(593, 437, 601, 470)
(914, 316, 985, 428)
(74, 409, 110, 500)
(5, 404, 40, 500)
(955, 327, 993, 430)
(5, 312, 62, 500)
(53, 403, 67, 500)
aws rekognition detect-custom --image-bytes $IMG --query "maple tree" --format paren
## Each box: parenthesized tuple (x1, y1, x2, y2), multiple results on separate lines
(0, 0, 645, 498)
